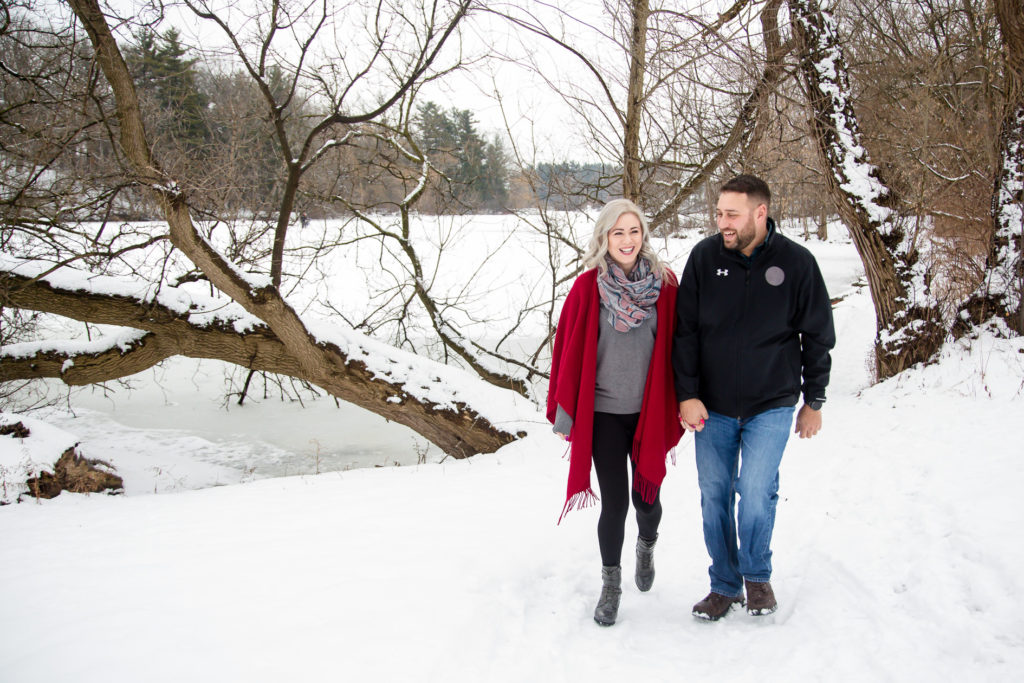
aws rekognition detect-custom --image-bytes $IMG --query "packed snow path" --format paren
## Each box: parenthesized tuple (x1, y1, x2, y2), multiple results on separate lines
(2, 278, 1022, 681)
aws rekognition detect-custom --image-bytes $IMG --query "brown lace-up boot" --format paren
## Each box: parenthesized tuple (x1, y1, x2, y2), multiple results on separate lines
(692, 591, 744, 621)
(744, 580, 777, 615)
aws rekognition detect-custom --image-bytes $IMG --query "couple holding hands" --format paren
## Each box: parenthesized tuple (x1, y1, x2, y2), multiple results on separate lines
(547, 174, 836, 626)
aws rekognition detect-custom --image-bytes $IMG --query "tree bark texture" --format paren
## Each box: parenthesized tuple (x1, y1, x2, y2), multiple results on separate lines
(1, 268, 522, 458)
(975, 0, 1024, 334)
(789, 0, 944, 378)
(623, 0, 650, 203)
(954, 0, 1024, 337)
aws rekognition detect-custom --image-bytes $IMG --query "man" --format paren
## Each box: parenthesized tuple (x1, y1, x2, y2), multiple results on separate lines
(673, 174, 835, 620)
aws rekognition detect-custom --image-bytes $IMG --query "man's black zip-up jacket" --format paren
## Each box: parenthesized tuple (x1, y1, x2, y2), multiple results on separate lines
(672, 220, 836, 419)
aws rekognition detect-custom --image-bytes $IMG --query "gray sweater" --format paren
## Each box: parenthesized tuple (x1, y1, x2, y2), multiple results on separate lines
(553, 304, 657, 435)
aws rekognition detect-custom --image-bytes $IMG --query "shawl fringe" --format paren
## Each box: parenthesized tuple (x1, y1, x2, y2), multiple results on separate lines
(632, 469, 661, 506)
(631, 437, 662, 505)
(558, 488, 598, 525)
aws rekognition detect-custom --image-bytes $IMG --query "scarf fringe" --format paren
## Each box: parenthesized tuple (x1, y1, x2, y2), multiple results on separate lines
(631, 435, 663, 506)
(558, 487, 598, 525)
(632, 470, 661, 506)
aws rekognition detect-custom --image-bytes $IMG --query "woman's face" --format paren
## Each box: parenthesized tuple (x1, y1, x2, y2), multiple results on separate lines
(606, 212, 643, 273)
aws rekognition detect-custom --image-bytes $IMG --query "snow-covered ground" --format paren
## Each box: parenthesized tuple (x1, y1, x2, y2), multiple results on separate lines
(2, 221, 1022, 682)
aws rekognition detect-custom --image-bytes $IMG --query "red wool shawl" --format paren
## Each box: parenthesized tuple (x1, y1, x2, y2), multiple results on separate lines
(547, 267, 683, 522)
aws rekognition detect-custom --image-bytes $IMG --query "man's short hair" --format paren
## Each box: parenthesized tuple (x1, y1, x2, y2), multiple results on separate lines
(720, 174, 771, 209)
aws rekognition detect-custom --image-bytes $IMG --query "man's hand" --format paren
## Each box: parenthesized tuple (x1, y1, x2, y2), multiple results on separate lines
(679, 398, 708, 432)
(795, 404, 822, 439)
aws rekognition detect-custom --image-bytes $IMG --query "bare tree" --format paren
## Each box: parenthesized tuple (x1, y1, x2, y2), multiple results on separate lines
(789, 0, 946, 377)
(1, 0, 526, 458)
(785, 0, 1022, 376)
(322, 96, 533, 396)
(486, 0, 792, 231)
(173, 0, 471, 288)
(837, 1, 998, 325)
(957, 0, 1024, 334)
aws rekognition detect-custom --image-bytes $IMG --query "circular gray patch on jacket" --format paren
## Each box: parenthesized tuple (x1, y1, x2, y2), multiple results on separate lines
(765, 266, 785, 286)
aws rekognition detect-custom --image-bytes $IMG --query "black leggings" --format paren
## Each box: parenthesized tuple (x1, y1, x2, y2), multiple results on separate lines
(592, 411, 662, 567)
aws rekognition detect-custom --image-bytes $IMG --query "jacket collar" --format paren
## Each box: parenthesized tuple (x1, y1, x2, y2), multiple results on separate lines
(749, 216, 777, 260)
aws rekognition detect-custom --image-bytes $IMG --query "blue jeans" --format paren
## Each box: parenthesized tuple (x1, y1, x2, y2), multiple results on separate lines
(694, 406, 794, 597)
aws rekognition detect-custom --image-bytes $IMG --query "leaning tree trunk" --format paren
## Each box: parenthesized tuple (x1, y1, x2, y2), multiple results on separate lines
(59, 0, 522, 458)
(956, 0, 1024, 337)
(0, 266, 523, 458)
(789, 0, 945, 379)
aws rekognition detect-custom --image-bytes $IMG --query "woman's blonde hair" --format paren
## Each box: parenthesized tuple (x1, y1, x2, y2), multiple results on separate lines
(581, 198, 670, 279)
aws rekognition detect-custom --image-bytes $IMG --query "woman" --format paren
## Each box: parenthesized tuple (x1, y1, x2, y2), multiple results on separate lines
(547, 198, 683, 626)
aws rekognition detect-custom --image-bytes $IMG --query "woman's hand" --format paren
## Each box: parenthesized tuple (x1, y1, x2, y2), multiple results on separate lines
(678, 398, 708, 432)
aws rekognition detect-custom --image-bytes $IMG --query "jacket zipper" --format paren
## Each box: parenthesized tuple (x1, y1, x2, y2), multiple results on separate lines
(735, 264, 751, 419)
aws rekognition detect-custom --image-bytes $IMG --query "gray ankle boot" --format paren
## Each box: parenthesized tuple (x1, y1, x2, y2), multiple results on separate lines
(593, 565, 622, 626)
(635, 535, 657, 592)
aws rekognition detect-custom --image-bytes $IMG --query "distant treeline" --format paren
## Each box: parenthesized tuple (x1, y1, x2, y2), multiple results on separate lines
(72, 28, 625, 218)
(17, 26, 832, 223)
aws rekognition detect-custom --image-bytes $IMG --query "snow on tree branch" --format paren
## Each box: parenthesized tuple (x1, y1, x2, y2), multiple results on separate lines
(0, 256, 533, 442)
(403, 160, 431, 207)
(990, 105, 1024, 312)
(792, 0, 894, 231)
(789, 0, 945, 376)
(2, 328, 150, 365)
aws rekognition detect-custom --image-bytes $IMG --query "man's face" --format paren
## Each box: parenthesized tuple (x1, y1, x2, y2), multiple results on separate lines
(716, 191, 765, 255)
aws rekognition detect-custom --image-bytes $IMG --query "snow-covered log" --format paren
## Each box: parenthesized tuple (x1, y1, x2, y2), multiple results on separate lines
(0, 259, 526, 459)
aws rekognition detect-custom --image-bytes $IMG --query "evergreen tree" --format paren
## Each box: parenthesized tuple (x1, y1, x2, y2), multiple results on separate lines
(452, 109, 485, 192)
(125, 28, 209, 152)
(416, 101, 458, 154)
(414, 102, 509, 210)
(482, 134, 509, 209)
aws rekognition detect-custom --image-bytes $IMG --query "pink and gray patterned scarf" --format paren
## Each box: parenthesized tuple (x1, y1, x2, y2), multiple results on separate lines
(597, 256, 662, 332)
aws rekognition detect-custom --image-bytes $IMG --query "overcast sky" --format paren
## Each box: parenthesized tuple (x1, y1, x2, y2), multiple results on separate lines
(420, 1, 618, 161)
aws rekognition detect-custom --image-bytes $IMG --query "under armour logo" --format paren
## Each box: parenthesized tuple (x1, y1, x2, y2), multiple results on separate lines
(716, 269, 729, 276)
